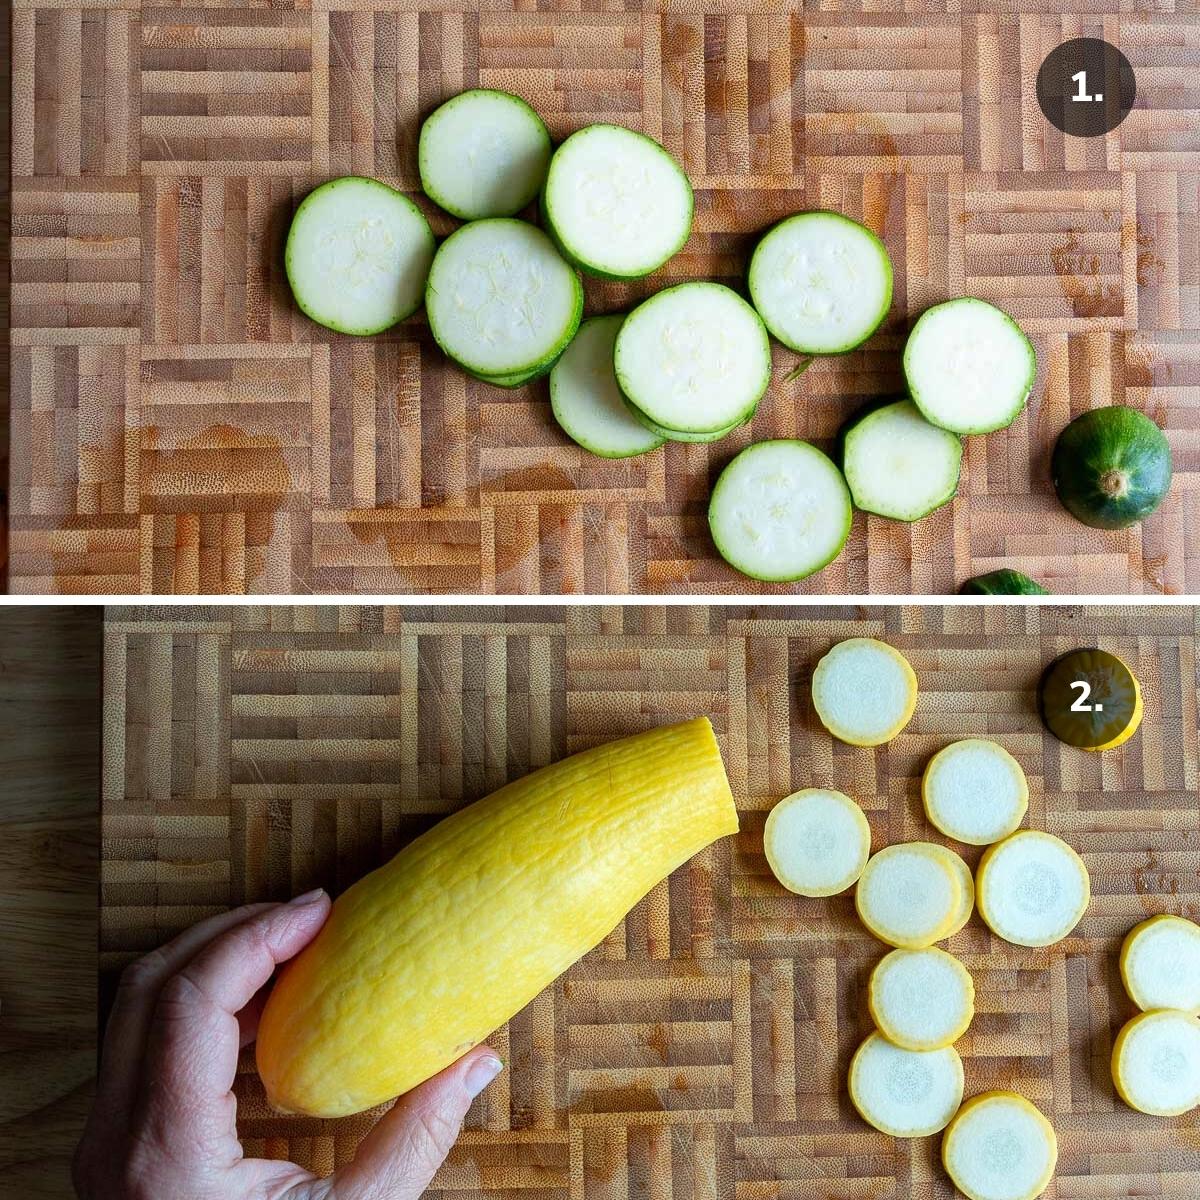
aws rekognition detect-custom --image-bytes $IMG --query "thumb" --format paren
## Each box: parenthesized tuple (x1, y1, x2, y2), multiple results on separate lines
(329, 1047, 503, 1200)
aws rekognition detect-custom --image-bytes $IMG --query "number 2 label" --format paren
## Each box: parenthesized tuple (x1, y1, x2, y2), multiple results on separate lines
(1070, 680, 1103, 711)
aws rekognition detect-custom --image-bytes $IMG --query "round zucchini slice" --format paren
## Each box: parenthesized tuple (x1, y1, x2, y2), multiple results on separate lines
(418, 89, 551, 220)
(868, 947, 975, 1051)
(904, 298, 1036, 435)
(960, 570, 1049, 596)
(810, 637, 918, 747)
(856, 842, 963, 950)
(923, 739, 1029, 846)
(285, 176, 435, 335)
(848, 1032, 964, 1138)
(762, 788, 871, 898)
(747, 210, 893, 355)
(1111, 1009, 1200, 1117)
(708, 441, 852, 582)
(1051, 406, 1172, 529)
(1038, 648, 1142, 751)
(942, 1092, 1058, 1200)
(976, 830, 1090, 948)
(624, 400, 745, 445)
(1120, 915, 1200, 1014)
(929, 842, 976, 938)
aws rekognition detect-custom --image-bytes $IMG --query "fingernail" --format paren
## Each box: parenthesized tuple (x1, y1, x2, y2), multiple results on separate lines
(291, 888, 326, 906)
(464, 1055, 503, 1099)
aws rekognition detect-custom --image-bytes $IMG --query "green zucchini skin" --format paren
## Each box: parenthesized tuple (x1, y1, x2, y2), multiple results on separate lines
(960, 570, 1049, 596)
(1051, 406, 1172, 530)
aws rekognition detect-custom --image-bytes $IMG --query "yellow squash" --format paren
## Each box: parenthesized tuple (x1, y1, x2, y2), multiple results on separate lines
(256, 717, 738, 1116)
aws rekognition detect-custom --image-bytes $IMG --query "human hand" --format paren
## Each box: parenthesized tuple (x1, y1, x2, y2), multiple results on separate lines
(74, 891, 503, 1200)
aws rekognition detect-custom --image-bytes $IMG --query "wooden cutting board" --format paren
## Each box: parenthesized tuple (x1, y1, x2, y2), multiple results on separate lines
(8, 9, 1200, 595)
(100, 603, 1200, 1197)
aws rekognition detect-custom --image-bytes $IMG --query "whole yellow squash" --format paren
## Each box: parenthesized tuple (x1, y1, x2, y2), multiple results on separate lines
(256, 716, 738, 1116)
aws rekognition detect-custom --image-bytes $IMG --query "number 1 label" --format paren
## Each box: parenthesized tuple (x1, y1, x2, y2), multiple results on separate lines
(1071, 69, 1103, 102)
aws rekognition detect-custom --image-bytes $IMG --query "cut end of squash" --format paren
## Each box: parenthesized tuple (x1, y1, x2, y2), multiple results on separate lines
(942, 1091, 1057, 1200)
(763, 788, 871, 897)
(811, 638, 918, 747)
(868, 947, 975, 1051)
(848, 1031, 963, 1138)
(1111, 1009, 1200, 1117)
(923, 739, 1029, 846)
(1120, 914, 1200, 1014)
(976, 830, 1090, 948)
(856, 841, 962, 949)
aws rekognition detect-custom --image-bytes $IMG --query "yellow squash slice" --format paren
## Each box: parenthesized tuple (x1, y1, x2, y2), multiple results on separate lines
(848, 1031, 964, 1137)
(762, 788, 871, 897)
(923, 739, 1029, 845)
(1111, 1009, 1200, 1117)
(928, 841, 975, 937)
(976, 830, 1090, 948)
(856, 841, 962, 949)
(868, 947, 975, 1051)
(1120, 914, 1200, 1014)
(811, 637, 918, 747)
(256, 718, 739, 1117)
(942, 1091, 1058, 1200)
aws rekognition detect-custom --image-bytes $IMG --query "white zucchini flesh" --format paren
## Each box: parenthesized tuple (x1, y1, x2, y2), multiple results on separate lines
(976, 831, 1090, 948)
(810, 638, 918, 747)
(615, 283, 771, 435)
(848, 1033, 964, 1138)
(418, 89, 551, 220)
(762, 788, 871, 898)
(1121, 915, 1200, 1014)
(943, 1092, 1058, 1200)
(869, 947, 975, 1051)
(707, 440, 852, 582)
(842, 399, 962, 521)
(904, 298, 1036, 435)
(923, 739, 1029, 846)
(542, 124, 693, 278)
(549, 315, 664, 458)
(285, 176, 435, 336)
(425, 219, 582, 376)
(856, 843, 962, 950)
(748, 211, 893, 355)
(1112, 1009, 1200, 1117)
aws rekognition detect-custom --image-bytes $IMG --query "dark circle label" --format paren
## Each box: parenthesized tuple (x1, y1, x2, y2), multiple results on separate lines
(1039, 648, 1139, 750)
(1036, 38, 1135, 137)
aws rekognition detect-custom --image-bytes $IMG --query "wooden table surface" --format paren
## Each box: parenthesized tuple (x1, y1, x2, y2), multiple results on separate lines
(101, 603, 1200, 1198)
(7, 7, 1200, 595)
(0, 608, 102, 1200)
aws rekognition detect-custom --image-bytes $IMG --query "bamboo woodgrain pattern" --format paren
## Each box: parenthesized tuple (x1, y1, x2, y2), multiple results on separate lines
(100, 604, 1200, 1197)
(5, 10, 1199, 594)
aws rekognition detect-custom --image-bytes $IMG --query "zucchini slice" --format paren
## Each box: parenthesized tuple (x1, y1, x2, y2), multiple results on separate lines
(923, 739, 1029, 846)
(1111, 1009, 1200, 1117)
(930, 842, 976, 938)
(868, 947, 975, 1051)
(762, 788, 872, 898)
(747, 210, 892, 355)
(840, 398, 962, 521)
(625, 401, 745, 445)
(460, 362, 548, 389)
(1051, 406, 1172, 529)
(1120, 915, 1200, 1015)
(708, 441, 852, 582)
(615, 282, 771, 436)
(425, 218, 583, 377)
(285, 176, 435, 335)
(549, 315, 665, 458)
(418, 89, 551, 220)
(976, 830, 1090, 948)
(904, 298, 1036, 435)
(810, 637, 918, 747)
(848, 1032, 964, 1138)
(856, 842, 963, 950)
(542, 124, 693, 279)
(942, 1092, 1058, 1200)
(960, 569, 1049, 596)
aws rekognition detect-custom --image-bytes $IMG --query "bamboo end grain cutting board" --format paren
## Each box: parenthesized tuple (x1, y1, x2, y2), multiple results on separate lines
(101, 604, 1200, 1197)
(7, 7, 1200, 595)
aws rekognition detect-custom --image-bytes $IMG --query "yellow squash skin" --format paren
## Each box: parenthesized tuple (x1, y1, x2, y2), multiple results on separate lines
(256, 717, 738, 1117)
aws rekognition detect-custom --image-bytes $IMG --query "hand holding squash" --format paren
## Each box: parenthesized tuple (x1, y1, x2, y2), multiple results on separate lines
(73, 892, 501, 1200)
